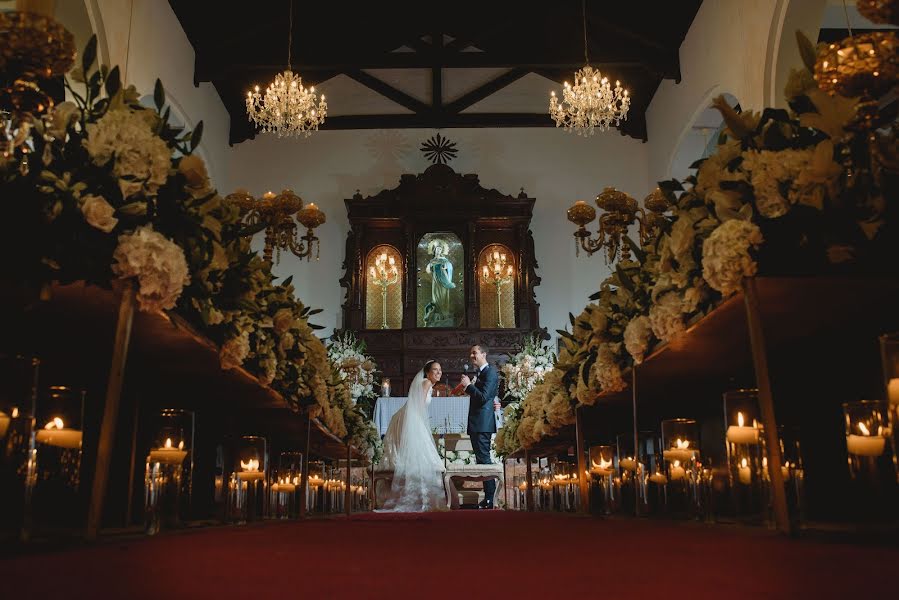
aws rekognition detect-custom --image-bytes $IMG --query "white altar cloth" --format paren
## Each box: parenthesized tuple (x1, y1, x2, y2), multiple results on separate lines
(373, 396, 470, 436)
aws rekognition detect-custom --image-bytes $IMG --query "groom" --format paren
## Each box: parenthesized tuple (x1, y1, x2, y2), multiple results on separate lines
(460, 344, 501, 509)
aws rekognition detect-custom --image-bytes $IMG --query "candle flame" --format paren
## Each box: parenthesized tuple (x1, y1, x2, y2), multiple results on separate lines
(741, 457, 748, 468)
(858, 422, 871, 436)
(165, 438, 172, 449)
(240, 458, 260, 472)
(737, 412, 744, 427)
(673, 460, 681, 467)
(45, 417, 64, 430)
(591, 457, 613, 470)
(178, 440, 184, 450)
(675, 438, 689, 449)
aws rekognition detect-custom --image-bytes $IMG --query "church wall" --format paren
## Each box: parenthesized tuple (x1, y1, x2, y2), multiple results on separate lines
(77, 0, 232, 189)
(644, 0, 826, 188)
(227, 128, 651, 345)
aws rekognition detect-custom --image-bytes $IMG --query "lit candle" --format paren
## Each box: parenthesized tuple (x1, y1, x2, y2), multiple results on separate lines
(388, 256, 395, 266)
(888, 378, 899, 405)
(589, 457, 614, 477)
(845, 422, 886, 457)
(482, 265, 489, 278)
(307, 203, 319, 211)
(726, 412, 760, 445)
(148, 437, 188, 465)
(781, 461, 792, 482)
(648, 471, 668, 485)
(662, 438, 696, 463)
(618, 457, 638, 472)
(669, 460, 686, 481)
(263, 191, 275, 199)
(238, 458, 265, 481)
(369, 266, 376, 278)
(34, 417, 82, 449)
(0, 409, 12, 438)
(737, 457, 752, 485)
(276, 482, 296, 493)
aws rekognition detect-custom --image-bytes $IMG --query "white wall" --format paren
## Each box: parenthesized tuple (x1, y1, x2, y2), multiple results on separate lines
(227, 128, 651, 341)
(645, 0, 828, 187)
(77, 0, 232, 188)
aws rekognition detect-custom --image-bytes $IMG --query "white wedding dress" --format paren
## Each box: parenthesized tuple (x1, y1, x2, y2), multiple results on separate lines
(377, 372, 447, 512)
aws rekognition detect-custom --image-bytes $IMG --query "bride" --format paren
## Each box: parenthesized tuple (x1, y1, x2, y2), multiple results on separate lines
(377, 360, 447, 512)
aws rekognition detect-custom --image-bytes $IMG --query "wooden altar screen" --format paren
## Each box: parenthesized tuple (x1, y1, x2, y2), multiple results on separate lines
(339, 164, 542, 391)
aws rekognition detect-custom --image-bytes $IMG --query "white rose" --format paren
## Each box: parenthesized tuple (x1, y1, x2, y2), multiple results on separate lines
(47, 101, 81, 139)
(80, 194, 118, 233)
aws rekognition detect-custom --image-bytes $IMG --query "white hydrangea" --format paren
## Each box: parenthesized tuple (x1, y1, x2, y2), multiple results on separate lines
(84, 109, 171, 199)
(591, 343, 627, 393)
(649, 291, 687, 342)
(741, 148, 814, 218)
(624, 315, 652, 364)
(702, 219, 764, 296)
(220, 331, 250, 370)
(112, 225, 189, 313)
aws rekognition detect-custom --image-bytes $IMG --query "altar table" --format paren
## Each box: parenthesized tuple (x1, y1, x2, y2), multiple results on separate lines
(373, 396, 470, 436)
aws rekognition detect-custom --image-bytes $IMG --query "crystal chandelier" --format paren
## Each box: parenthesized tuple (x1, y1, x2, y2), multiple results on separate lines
(245, 1, 326, 138)
(567, 187, 671, 263)
(226, 188, 326, 264)
(481, 249, 514, 328)
(549, 0, 630, 136)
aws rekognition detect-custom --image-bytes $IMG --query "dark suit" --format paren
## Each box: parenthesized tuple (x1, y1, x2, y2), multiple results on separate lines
(466, 363, 499, 505)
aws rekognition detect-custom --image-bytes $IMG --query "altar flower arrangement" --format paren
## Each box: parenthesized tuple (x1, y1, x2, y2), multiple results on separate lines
(500, 333, 555, 403)
(111, 225, 190, 312)
(328, 331, 379, 406)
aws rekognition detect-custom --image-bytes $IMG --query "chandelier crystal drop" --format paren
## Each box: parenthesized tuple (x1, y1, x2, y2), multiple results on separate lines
(549, 67, 630, 136)
(244, 0, 327, 138)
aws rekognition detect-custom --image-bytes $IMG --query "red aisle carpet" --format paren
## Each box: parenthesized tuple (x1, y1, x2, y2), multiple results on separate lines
(1, 511, 897, 599)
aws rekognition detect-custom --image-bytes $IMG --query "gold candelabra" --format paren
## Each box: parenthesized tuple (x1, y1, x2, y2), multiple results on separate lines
(567, 187, 671, 263)
(481, 250, 513, 328)
(225, 188, 325, 264)
(369, 252, 399, 329)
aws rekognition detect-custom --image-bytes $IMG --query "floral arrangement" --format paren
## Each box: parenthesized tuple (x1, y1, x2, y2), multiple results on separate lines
(0, 37, 356, 443)
(500, 332, 555, 403)
(327, 331, 378, 407)
(506, 33, 897, 451)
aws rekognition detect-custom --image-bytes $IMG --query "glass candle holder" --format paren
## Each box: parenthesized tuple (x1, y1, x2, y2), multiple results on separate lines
(767, 426, 805, 529)
(537, 463, 552, 511)
(23, 385, 85, 539)
(880, 332, 899, 478)
(144, 409, 194, 535)
(227, 435, 268, 523)
(0, 354, 38, 542)
(723, 389, 765, 523)
(615, 432, 656, 516)
(271, 451, 302, 519)
(842, 400, 894, 518)
(661, 418, 700, 518)
(588, 445, 616, 516)
(306, 459, 326, 513)
(381, 377, 391, 398)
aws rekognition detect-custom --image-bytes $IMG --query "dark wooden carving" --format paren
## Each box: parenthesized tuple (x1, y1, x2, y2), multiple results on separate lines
(340, 164, 542, 391)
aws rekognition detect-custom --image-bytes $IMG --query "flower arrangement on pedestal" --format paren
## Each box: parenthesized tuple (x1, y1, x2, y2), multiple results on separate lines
(0, 36, 348, 439)
(512, 32, 897, 450)
(326, 331, 381, 462)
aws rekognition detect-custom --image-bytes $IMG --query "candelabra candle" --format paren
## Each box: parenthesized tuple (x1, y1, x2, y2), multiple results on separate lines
(371, 251, 400, 329)
(481, 249, 514, 327)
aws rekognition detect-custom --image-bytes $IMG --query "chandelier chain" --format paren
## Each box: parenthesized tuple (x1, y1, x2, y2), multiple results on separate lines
(582, 0, 589, 65)
(287, 0, 293, 68)
(842, 0, 854, 38)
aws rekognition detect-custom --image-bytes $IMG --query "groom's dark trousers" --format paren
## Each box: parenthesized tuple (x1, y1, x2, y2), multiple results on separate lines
(466, 364, 500, 505)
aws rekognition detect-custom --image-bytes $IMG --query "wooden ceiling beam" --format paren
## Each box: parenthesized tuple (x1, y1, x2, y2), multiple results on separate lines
(445, 68, 530, 114)
(344, 70, 430, 114)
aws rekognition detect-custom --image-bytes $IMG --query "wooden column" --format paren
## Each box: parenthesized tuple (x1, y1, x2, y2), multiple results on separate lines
(525, 449, 534, 511)
(86, 283, 136, 541)
(742, 277, 792, 535)
(344, 444, 352, 517)
(298, 411, 311, 518)
(575, 407, 589, 514)
(632, 367, 641, 517)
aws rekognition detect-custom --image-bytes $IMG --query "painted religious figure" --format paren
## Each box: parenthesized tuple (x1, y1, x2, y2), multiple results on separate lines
(417, 233, 464, 328)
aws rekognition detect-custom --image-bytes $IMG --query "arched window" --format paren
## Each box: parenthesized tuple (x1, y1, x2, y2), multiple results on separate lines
(365, 245, 403, 329)
(478, 244, 516, 329)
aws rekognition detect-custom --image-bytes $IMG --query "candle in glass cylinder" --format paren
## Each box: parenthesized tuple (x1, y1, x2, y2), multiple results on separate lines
(34, 417, 82, 449)
(589, 458, 614, 477)
(726, 412, 760, 445)
(737, 458, 752, 485)
(148, 437, 188, 465)
(669, 460, 686, 481)
(618, 457, 638, 472)
(845, 422, 886, 456)
(238, 458, 265, 481)
(888, 378, 899, 404)
(648, 471, 668, 485)
(662, 439, 696, 463)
